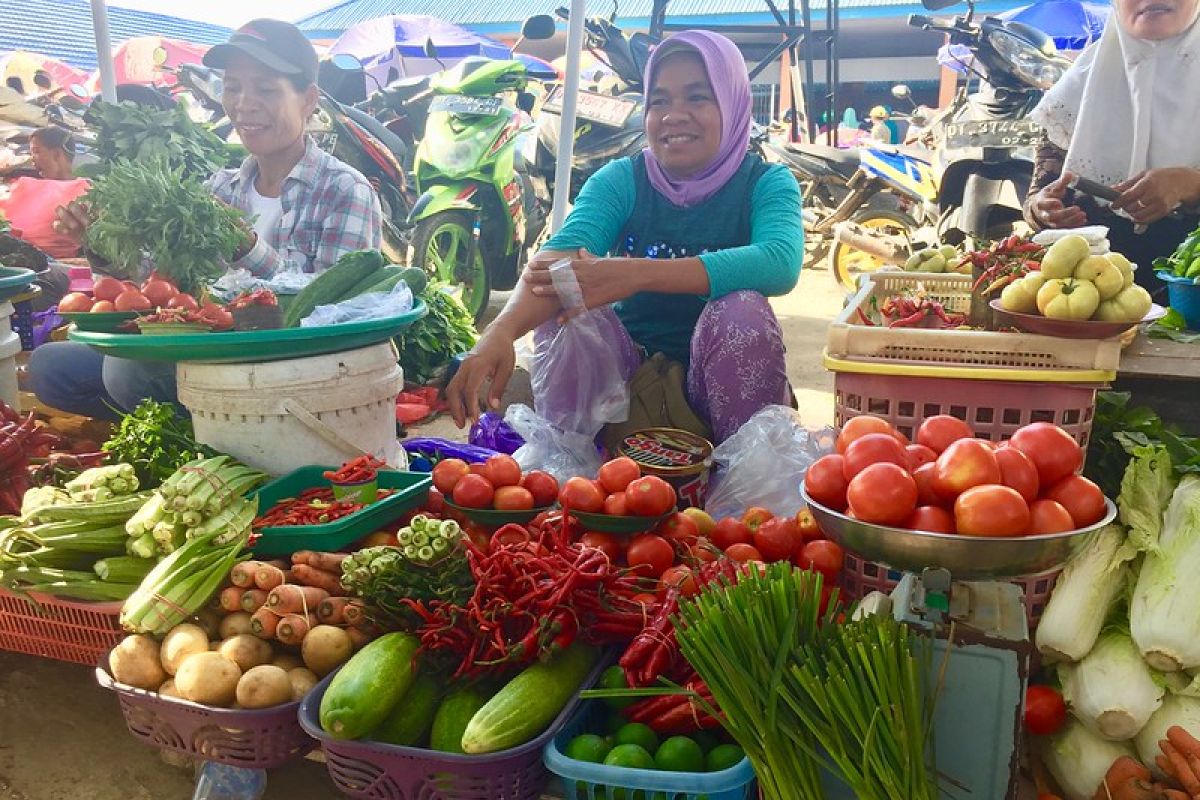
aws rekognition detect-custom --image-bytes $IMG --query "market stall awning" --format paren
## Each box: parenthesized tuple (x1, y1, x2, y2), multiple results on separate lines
(85, 36, 210, 91)
(0, 51, 88, 95)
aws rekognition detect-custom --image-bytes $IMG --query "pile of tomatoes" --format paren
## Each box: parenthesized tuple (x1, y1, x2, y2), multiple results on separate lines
(431, 454, 560, 511)
(804, 415, 1108, 537)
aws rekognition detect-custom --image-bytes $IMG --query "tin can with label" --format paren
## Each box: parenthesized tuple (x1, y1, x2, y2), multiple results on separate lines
(618, 428, 714, 510)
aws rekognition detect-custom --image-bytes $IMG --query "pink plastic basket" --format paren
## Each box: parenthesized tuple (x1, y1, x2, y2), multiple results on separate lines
(96, 661, 316, 769)
(0, 587, 124, 665)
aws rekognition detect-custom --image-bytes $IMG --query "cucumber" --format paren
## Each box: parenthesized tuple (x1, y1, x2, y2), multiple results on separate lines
(429, 683, 491, 753)
(369, 672, 442, 747)
(340, 264, 406, 302)
(396, 266, 427, 296)
(319, 632, 419, 740)
(461, 644, 598, 754)
(283, 249, 384, 327)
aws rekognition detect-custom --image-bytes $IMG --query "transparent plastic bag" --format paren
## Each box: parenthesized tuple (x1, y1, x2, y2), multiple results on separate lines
(505, 403, 602, 483)
(704, 405, 836, 521)
(300, 281, 414, 327)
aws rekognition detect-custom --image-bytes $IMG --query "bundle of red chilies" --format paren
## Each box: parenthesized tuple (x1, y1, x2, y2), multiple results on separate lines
(0, 402, 101, 514)
(253, 486, 393, 528)
(323, 454, 386, 484)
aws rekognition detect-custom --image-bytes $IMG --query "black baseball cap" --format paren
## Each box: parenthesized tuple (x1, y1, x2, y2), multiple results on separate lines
(204, 19, 319, 86)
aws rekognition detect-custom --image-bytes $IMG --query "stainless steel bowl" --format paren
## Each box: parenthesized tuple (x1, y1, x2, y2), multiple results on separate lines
(802, 489, 1117, 579)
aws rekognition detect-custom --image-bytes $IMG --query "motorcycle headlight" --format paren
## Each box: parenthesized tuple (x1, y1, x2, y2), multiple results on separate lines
(989, 28, 1066, 90)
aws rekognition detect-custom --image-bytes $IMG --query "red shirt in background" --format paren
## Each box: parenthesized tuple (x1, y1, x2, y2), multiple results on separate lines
(0, 177, 91, 259)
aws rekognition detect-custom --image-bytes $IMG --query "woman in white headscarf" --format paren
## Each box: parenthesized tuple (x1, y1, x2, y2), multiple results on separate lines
(1025, 0, 1200, 291)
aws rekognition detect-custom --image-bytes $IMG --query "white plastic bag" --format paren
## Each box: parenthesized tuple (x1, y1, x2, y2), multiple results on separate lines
(300, 281, 414, 327)
(704, 405, 836, 521)
(505, 404, 601, 484)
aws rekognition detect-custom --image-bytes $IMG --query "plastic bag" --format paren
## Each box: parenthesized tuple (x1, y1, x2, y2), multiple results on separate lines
(505, 404, 602, 483)
(704, 405, 836, 521)
(300, 281, 414, 327)
(401, 438, 500, 472)
(469, 412, 524, 454)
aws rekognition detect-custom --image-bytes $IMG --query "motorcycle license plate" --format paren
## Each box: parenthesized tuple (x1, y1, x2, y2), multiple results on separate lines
(942, 119, 1039, 149)
(543, 86, 637, 128)
(431, 95, 503, 116)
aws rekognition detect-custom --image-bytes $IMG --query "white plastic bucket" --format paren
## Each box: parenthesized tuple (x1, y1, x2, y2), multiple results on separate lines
(0, 328, 21, 410)
(177, 342, 404, 475)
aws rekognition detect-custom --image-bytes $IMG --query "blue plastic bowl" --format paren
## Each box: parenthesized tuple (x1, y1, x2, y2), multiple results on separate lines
(1157, 271, 1200, 330)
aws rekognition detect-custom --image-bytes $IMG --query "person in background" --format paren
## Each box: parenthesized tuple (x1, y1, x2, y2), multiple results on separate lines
(30, 19, 383, 419)
(868, 106, 895, 144)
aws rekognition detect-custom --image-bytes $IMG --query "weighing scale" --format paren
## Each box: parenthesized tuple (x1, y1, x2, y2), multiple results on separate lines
(803, 488, 1117, 800)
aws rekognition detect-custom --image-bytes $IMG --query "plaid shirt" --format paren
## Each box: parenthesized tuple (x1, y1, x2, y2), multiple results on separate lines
(208, 137, 382, 276)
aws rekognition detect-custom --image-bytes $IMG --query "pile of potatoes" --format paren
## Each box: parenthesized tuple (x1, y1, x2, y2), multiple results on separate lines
(108, 613, 355, 710)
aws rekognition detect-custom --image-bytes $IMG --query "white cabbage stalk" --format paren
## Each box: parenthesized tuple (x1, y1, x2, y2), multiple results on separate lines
(1131, 475, 1200, 671)
(1040, 719, 1136, 800)
(1134, 692, 1200, 778)
(1036, 524, 1134, 662)
(1118, 444, 1175, 553)
(1060, 631, 1165, 740)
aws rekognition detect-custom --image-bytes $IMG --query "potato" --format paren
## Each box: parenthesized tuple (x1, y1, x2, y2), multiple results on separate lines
(158, 679, 180, 699)
(175, 652, 242, 707)
(288, 667, 319, 701)
(271, 653, 304, 671)
(192, 608, 222, 640)
(218, 634, 273, 672)
(236, 665, 293, 709)
(218, 611, 254, 640)
(301, 625, 353, 677)
(160, 624, 211, 676)
(109, 634, 167, 690)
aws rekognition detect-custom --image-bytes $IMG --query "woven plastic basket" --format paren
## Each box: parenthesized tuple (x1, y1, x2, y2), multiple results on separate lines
(298, 657, 609, 800)
(0, 587, 123, 665)
(96, 661, 316, 769)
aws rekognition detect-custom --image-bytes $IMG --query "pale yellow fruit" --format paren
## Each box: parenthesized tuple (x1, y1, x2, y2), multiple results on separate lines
(1095, 284, 1153, 322)
(681, 507, 716, 538)
(1042, 235, 1091, 279)
(1106, 252, 1136, 288)
(1074, 256, 1125, 301)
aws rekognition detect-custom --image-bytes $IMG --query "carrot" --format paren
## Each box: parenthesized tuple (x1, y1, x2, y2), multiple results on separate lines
(291, 563, 346, 595)
(317, 596, 354, 625)
(266, 584, 329, 615)
(343, 600, 367, 627)
(266, 559, 288, 570)
(253, 563, 287, 592)
(250, 607, 280, 639)
(219, 586, 246, 613)
(291, 551, 348, 572)
(230, 561, 263, 588)
(345, 625, 370, 650)
(240, 589, 269, 613)
(276, 613, 313, 646)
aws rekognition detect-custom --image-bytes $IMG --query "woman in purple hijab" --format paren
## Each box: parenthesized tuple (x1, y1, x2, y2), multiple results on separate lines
(447, 31, 803, 444)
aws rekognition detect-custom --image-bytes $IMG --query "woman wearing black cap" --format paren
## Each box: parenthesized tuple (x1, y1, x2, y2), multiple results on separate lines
(32, 20, 385, 419)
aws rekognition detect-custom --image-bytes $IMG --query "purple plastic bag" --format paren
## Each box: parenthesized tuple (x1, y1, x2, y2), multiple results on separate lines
(468, 412, 525, 454)
(402, 438, 501, 466)
(32, 309, 62, 349)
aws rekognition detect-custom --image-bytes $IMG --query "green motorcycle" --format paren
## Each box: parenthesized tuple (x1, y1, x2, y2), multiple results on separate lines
(409, 55, 536, 320)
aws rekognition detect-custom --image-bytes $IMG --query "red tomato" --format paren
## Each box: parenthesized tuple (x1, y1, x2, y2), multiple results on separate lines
(1043, 475, 1107, 528)
(659, 512, 700, 546)
(846, 463, 918, 525)
(932, 439, 1001, 500)
(464, 521, 491, 553)
(424, 488, 446, 515)
(904, 444, 938, 470)
(1024, 685, 1067, 736)
(627, 534, 675, 578)
(836, 415, 899, 454)
(994, 446, 1040, 504)
(660, 565, 698, 597)
(912, 463, 941, 507)
(559, 477, 605, 513)
(519, 470, 559, 507)
(625, 476, 677, 517)
(453, 474, 495, 508)
(915, 415, 974, 454)
(481, 454, 522, 488)
(579, 532, 621, 562)
(799, 540, 845, 580)
(954, 485, 1030, 537)
(711, 517, 752, 550)
(600, 492, 627, 516)
(842, 433, 908, 481)
(597, 457, 641, 494)
(1008, 423, 1083, 487)
(804, 454, 850, 510)
(141, 278, 177, 307)
(90, 300, 116, 312)
(493, 485, 535, 511)
(724, 543, 763, 563)
(1028, 499, 1076, 534)
(904, 505, 956, 534)
(741, 506, 774, 532)
(167, 293, 199, 311)
(630, 592, 658, 610)
(689, 537, 720, 563)
(58, 292, 93, 312)
(432, 459, 470, 494)
(795, 507, 823, 542)
(753, 517, 800, 562)
(115, 290, 152, 312)
(92, 276, 124, 303)
(468, 463, 489, 478)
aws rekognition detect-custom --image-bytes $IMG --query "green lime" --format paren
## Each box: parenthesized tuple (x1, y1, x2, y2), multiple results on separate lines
(706, 743, 746, 772)
(599, 665, 634, 710)
(654, 736, 705, 772)
(603, 743, 656, 770)
(690, 730, 720, 754)
(565, 733, 613, 764)
(614, 723, 660, 754)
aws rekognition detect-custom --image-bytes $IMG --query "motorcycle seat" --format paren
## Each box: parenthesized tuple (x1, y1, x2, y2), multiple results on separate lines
(784, 142, 859, 178)
(341, 104, 410, 164)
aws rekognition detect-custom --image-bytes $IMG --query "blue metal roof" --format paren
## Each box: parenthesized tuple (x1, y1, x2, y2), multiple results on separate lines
(0, 0, 233, 70)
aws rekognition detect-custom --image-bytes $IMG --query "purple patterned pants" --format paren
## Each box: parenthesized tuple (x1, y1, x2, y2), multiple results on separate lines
(534, 291, 788, 443)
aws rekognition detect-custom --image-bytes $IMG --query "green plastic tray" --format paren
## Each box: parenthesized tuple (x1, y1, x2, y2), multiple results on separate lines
(250, 466, 431, 557)
(443, 498, 554, 527)
(67, 301, 426, 363)
(0, 266, 36, 301)
(570, 509, 671, 534)
(59, 311, 139, 333)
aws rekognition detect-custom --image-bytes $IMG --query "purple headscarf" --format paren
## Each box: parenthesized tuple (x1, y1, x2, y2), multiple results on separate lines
(642, 30, 752, 208)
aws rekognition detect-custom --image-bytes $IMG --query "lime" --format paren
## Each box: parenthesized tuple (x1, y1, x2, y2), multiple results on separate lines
(614, 722, 660, 754)
(603, 743, 656, 770)
(599, 665, 634, 710)
(654, 736, 705, 772)
(565, 733, 613, 764)
(690, 730, 720, 754)
(706, 743, 746, 772)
